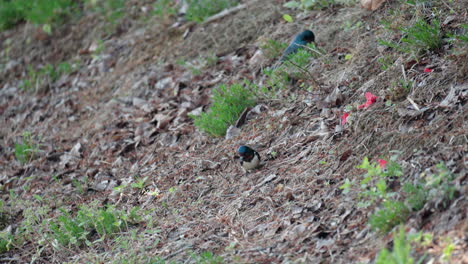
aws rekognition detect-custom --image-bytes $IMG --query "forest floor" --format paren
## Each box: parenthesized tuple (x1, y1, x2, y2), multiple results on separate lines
(0, 0, 467, 263)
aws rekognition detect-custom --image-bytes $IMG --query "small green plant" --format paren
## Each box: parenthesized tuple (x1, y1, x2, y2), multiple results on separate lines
(403, 183, 427, 211)
(0, 0, 76, 32)
(131, 176, 149, 189)
(191, 82, 256, 136)
(369, 200, 410, 233)
(284, 0, 337, 10)
(0, 0, 23, 30)
(185, 0, 238, 23)
(356, 157, 403, 204)
(14, 131, 40, 164)
(442, 238, 455, 261)
(342, 20, 362, 32)
(0, 201, 13, 253)
(260, 39, 288, 60)
(20, 61, 77, 91)
(82, 0, 126, 34)
(49, 203, 141, 247)
(375, 225, 425, 264)
(354, 157, 412, 232)
(267, 42, 323, 91)
(377, 55, 395, 71)
(423, 163, 456, 207)
(379, 18, 443, 59)
(190, 251, 224, 264)
(152, 0, 177, 19)
(388, 78, 413, 101)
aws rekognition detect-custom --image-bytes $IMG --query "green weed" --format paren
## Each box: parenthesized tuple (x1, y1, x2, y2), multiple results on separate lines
(0, 0, 76, 32)
(403, 183, 427, 211)
(379, 18, 443, 59)
(284, 0, 337, 10)
(261, 39, 288, 59)
(268, 42, 323, 91)
(185, 0, 238, 23)
(355, 157, 410, 232)
(191, 82, 256, 137)
(376, 225, 425, 264)
(377, 55, 395, 71)
(20, 61, 77, 91)
(14, 131, 40, 164)
(49, 203, 141, 247)
(388, 78, 413, 101)
(190, 251, 224, 264)
(369, 200, 410, 233)
(87, 0, 125, 29)
(152, 0, 177, 19)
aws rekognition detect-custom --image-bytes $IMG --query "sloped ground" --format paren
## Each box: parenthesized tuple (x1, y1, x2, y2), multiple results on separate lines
(0, 0, 467, 263)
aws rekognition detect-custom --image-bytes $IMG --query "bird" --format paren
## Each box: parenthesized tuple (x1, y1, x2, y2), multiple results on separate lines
(279, 30, 316, 62)
(237, 145, 260, 171)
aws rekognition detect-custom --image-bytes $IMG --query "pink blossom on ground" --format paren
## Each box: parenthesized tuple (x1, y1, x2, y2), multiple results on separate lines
(341, 113, 349, 125)
(424, 68, 433, 73)
(378, 159, 388, 169)
(358, 92, 378, 109)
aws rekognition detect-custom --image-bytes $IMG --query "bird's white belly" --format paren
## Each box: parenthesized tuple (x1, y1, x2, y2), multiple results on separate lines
(243, 154, 260, 170)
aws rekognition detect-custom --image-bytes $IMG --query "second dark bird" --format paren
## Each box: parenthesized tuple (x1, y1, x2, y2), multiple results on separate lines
(279, 29, 315, 62)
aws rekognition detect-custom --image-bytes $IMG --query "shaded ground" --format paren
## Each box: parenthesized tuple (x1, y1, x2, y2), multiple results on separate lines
(0, 0, 467, 263)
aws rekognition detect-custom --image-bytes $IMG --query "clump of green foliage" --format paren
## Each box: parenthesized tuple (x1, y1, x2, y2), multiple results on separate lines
(284, 0, 336, 10)
(84, 0, 126, 33)
(376, 225, 425, 264)
(0, 0, 76, 32)
(152, 0, 177, 19)
(21, 61, 77, 91)
(369, 201, 411, 234)
(49, 204, 141, 247)
(185, 0, 238, 23)
(261, 39, 288, 59)
(262, 42, 323, 97)
(191, 82, 256, 137)
(14, 131, 40, 164)
(190, 251, 224, 264)
(342, 157, 457, 234)
(153, 0, 236, 23)
(0, 200, 13, 253)
(379, 18, 443, 58)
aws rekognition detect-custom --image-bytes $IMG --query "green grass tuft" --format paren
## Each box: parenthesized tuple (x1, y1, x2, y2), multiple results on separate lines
(191, 82, 256, 137)
(369, 200, 410, 234)
(376, 225, 424, 264)
(185, 0, 238, 23)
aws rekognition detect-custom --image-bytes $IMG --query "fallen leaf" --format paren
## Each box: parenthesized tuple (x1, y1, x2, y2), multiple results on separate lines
(361, 0, 387, 10)
(283, 14, 293, 23)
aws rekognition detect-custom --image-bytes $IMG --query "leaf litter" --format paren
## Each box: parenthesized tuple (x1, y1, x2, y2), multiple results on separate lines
(0, 0, 467, 263)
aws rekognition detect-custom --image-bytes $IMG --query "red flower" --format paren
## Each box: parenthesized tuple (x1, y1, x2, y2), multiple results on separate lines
(358, 92, 378, 109)
(424, 68, 433, 73)
(378, 159, 388, 169)
(341, 112, 349, 125)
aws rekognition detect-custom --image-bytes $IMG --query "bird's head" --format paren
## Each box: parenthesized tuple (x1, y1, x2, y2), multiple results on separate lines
(238, 145, 254, 159)
(297, 30, 315, 43)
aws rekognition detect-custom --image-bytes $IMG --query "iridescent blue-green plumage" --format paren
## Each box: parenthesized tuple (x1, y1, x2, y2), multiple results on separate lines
(280, 30, 315, 62)
(237, 145, 260, 170)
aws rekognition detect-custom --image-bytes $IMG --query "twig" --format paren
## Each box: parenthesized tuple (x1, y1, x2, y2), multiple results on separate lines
(285, 59, 321, 89)
(202, 3, 250, 25)
(401, 64, 407, 82)
(407, 97, 420, 111)
(440, 0, 457, 15)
